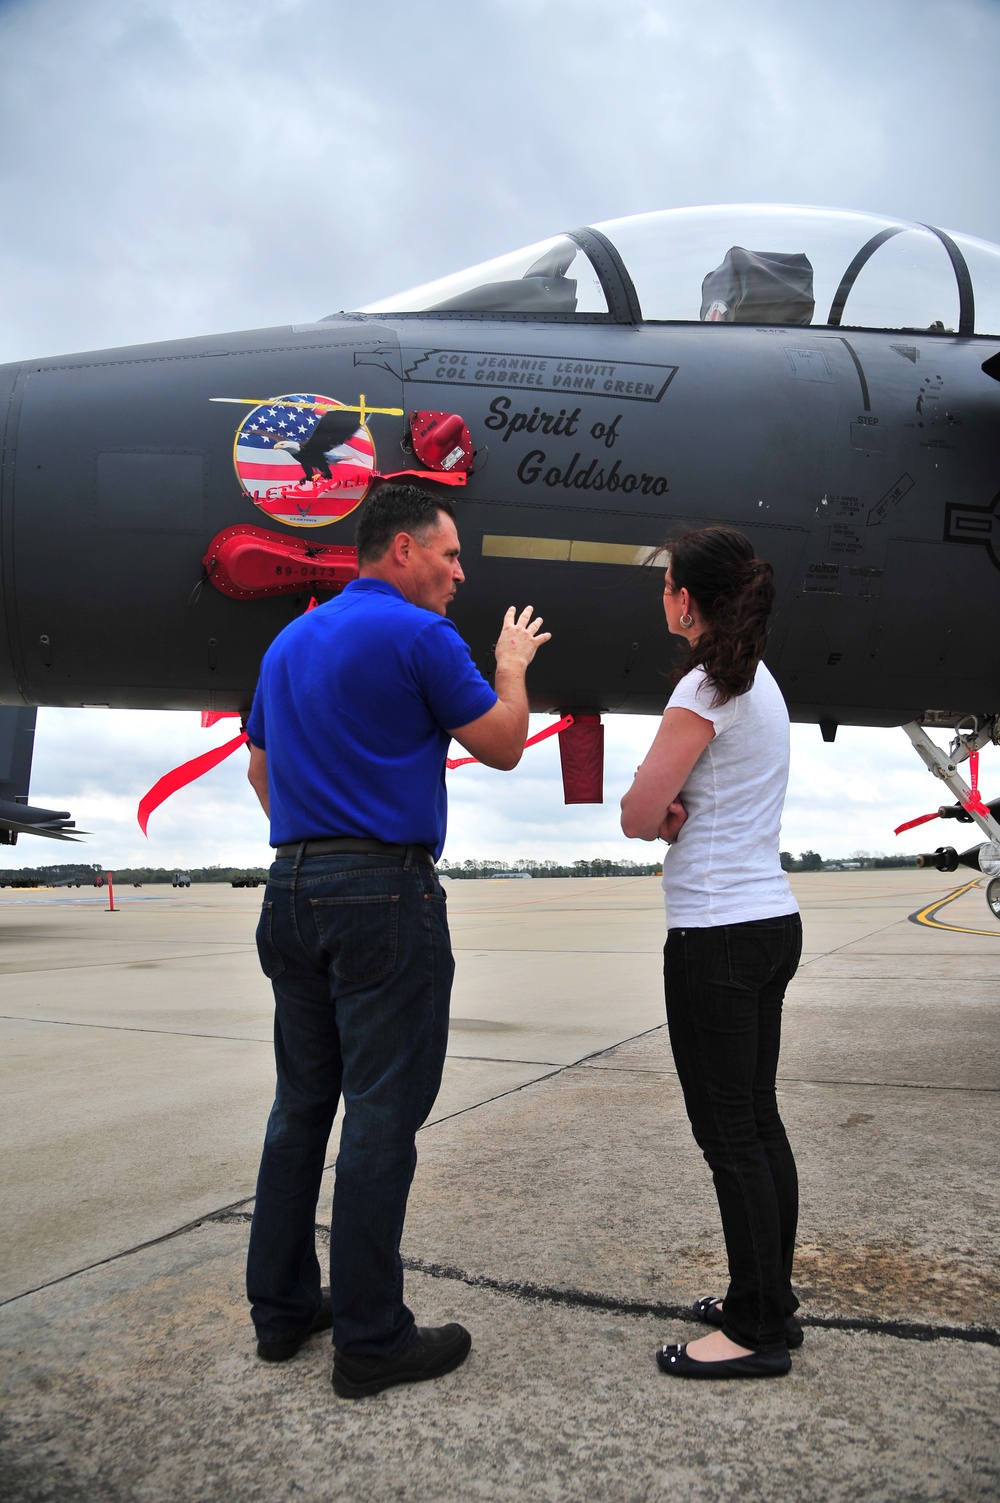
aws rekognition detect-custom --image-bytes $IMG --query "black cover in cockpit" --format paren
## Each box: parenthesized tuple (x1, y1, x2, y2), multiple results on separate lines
(700, 248, 815, 324)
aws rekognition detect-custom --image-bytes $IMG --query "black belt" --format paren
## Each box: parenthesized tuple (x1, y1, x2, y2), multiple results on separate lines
(275, 837, 434, 866)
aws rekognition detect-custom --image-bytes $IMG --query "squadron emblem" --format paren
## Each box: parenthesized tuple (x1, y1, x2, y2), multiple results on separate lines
(219, 392, 379, 527)
(211, 392, 473, 529)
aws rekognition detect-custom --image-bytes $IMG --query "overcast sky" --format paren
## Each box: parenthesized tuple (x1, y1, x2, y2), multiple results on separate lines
(2, 0, 998, 870)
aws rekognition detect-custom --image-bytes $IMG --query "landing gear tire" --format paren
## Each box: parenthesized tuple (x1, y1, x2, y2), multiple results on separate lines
(986, 877, 1000, 921)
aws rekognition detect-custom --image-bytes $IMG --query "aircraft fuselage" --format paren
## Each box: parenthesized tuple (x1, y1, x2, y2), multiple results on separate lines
(1, 312, 997, 726)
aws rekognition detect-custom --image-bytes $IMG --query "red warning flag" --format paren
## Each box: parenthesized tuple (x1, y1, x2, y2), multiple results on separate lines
(138, 732, 249, 835)
(893, 810, 939, 835)
(963, 750, 990, 818)
(894, 750, 990, 835)
(446, 716, 573, 770)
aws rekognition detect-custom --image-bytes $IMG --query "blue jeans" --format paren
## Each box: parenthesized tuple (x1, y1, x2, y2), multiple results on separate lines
(246, 851, 453, 1357)
(664, 913, 802, 1353)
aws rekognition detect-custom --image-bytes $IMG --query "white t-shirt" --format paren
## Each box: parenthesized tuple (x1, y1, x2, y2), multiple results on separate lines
(660, 662, 798, 928)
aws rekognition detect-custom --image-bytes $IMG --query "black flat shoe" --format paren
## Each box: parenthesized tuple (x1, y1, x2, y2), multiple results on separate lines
(657, 1341, 791, 1379)
(693, 1296, 804, 1350)
(332, 1323, 472, 1399)
(256, 1289, 333, 1362)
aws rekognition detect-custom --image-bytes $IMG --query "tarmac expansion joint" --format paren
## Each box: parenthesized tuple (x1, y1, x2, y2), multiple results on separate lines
(206, 1210, 1000, 1349)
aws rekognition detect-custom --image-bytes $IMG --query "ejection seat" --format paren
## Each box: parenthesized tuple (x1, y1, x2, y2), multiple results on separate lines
(700, 248, 815, 324)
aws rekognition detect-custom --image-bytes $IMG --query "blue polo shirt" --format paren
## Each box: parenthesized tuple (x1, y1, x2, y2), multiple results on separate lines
(246, 578, 497, 859)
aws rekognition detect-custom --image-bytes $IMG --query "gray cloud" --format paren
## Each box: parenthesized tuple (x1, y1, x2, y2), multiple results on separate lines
(2, 0, 998, 360)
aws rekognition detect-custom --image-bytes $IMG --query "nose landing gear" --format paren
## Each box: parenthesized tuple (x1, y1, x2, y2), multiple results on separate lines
(901, 716, 1000, 922)
(987, 877, 1000, 920)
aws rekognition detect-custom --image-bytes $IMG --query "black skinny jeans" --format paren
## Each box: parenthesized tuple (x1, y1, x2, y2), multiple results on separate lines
(664, 912, 802, 1353)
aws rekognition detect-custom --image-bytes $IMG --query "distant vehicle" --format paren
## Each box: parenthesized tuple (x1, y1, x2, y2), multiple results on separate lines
(231, 876, 261, 888)
(172, 872, 191, 888)
(489, 871, 533, 879)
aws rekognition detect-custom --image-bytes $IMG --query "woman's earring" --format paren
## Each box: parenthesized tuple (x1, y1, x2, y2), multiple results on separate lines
(679, 612, 693, 629)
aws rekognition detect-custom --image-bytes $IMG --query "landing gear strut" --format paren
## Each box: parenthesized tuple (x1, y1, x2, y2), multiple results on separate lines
(903, 716, 1000, 921)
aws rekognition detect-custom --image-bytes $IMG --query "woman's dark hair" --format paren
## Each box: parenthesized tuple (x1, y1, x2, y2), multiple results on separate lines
(355, 483, 456, 564)
(665, 525, 775, 705)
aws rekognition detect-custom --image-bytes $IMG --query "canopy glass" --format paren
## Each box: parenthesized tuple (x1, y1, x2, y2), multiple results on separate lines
(358, 205, 1000, 336)
(361, 234, 610, 317)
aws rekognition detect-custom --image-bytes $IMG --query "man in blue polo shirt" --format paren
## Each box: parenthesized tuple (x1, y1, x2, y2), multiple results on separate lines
(244, 484, 549, 1399)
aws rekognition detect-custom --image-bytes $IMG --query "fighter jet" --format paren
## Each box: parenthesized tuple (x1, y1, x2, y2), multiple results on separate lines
(1, 205, 998, 901)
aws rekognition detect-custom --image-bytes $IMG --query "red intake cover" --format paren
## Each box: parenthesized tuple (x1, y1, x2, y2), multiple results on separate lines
(408, 411, 474, 473)
(203, 525, 358, 600)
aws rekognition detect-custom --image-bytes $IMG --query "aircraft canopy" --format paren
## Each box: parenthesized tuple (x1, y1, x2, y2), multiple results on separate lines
(359, 205, 1000, 337)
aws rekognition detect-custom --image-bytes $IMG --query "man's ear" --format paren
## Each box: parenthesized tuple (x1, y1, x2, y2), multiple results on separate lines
(391, 531, 412, 568)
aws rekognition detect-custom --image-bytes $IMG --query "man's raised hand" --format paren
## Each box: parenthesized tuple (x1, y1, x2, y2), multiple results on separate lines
(450, 606, 551, 770)
(495, 605, 551, 669)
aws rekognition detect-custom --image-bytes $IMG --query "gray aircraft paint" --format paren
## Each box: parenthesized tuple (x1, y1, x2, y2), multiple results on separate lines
(0, 209, 997, 736)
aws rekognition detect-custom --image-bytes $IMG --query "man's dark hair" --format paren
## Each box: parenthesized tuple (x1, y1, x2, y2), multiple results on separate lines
(355, 484, 456, 565)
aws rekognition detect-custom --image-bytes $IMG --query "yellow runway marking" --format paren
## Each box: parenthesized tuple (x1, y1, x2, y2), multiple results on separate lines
(909, 877, 1000, 936)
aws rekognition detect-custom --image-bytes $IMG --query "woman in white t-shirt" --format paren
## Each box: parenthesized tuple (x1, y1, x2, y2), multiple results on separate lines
(621, 526, 802, 1380)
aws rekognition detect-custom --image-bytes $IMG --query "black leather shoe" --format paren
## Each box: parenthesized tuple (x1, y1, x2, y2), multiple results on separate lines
(657, 1341, 791, 1379)
(693, 1296, 804, 1350)
(332, 1323, 472, 1399)
(256, 1289, 332, 1362)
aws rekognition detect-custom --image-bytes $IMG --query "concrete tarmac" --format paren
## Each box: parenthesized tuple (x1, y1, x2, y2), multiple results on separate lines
(0, 871, 997, 1501)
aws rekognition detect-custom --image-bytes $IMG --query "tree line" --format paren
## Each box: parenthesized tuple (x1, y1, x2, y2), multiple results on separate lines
(439, 859, 664, 878)
(779, 851, 916, 871)
(0, 862, 269, 887)
(0, 853, 917, 888)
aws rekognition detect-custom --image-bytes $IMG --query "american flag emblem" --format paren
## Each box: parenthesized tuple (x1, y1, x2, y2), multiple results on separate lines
(231, 392, 375, 527)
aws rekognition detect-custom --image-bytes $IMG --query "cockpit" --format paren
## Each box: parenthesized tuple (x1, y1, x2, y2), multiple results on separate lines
(358, 205, 1000, 337)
